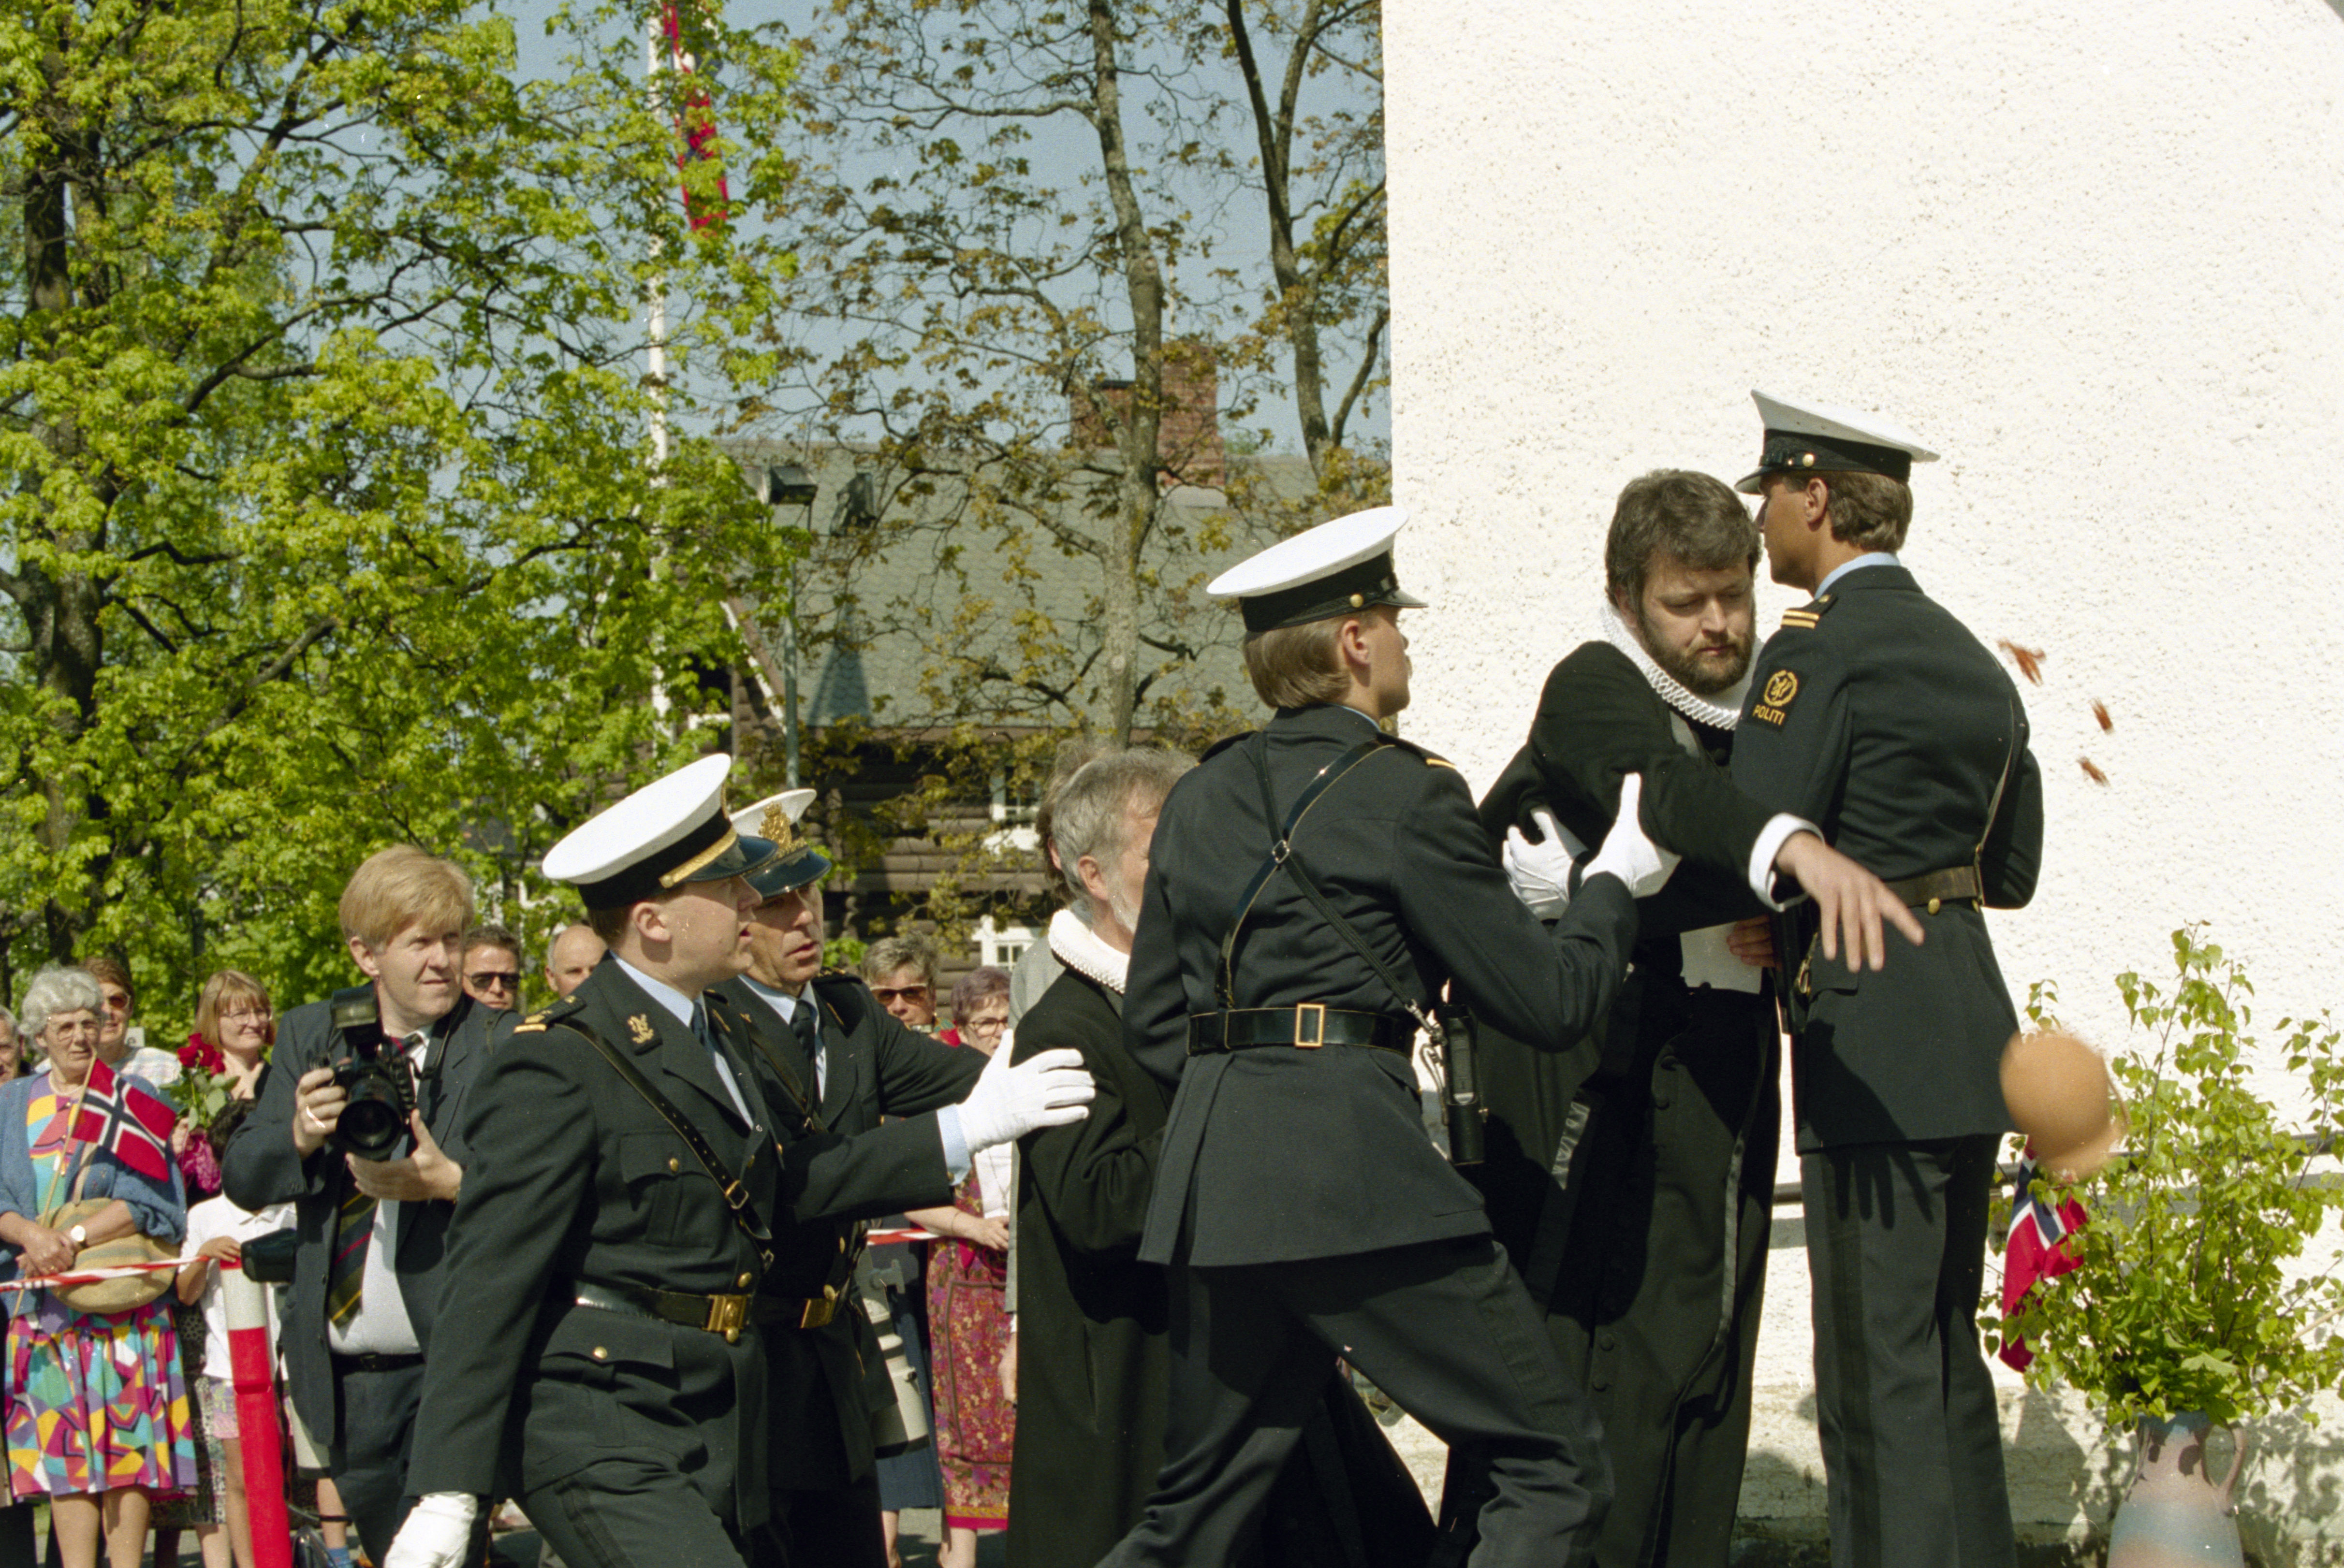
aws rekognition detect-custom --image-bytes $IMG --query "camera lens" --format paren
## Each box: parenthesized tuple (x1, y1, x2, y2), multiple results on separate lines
(330, 1062, 411, 1161)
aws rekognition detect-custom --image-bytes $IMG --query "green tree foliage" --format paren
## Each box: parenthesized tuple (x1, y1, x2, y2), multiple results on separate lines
(760, 0, 1388, 748)
(2001, 928, 2344, 1426)
(0, 0, 804, 1026)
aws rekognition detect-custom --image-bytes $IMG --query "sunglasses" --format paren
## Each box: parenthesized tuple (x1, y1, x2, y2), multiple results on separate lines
(869, 985, 931, 1004)
(465, 971, 521, 991)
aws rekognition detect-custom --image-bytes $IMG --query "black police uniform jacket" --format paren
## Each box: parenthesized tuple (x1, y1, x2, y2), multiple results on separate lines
(1729, 565, 2045, 1151)
(403, 960, 783, 1534)
(717, 971, 983, 1492)
(1477, 639, 1787, 1566)
(1008, 960, 1437, 1568)
(221, 989, 498, 1449)
(1128, 701, 1641, 1268)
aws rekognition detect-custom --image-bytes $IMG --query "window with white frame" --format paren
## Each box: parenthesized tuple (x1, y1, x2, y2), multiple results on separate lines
(975, 916, 1036, 970)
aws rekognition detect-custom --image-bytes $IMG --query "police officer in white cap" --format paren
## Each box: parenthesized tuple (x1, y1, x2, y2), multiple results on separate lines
(1098, 507, 1679, 1568)
(1729, 393, 2044, 1568)
(383, 756, 1090, 1568)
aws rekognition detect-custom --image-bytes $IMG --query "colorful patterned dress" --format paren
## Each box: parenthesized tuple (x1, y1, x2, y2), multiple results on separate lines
(5, 1083, 197, 1500)
(926, 1167, 1014, 1534)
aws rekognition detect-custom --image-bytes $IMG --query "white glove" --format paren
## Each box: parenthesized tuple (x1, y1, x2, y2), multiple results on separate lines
(955, 1045, 1094, 1152)
(1580, 773, 1681, 900)
(382, 1494, 477, 1568)
(1503, 807, 1587, 920)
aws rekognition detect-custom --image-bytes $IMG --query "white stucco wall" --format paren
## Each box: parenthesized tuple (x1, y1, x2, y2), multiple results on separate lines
(1384, 0, 2344, 1551)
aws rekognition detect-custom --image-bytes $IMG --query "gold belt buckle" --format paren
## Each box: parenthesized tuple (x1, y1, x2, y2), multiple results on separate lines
(1294, 1002, 1327, 1048)
(705, 1293, 750, 1340)
(799, 1283, 840, 1330)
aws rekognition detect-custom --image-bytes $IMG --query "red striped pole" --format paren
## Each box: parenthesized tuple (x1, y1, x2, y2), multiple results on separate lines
(224, 1261, 294, 1568)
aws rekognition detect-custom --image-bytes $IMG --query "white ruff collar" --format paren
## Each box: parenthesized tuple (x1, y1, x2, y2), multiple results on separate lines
(1049, 907, 1130, 996)
(1598, 600, 1751, 731)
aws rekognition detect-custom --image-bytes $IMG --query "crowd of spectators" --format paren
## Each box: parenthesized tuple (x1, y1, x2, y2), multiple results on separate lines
(0, 905, 1025, 1568)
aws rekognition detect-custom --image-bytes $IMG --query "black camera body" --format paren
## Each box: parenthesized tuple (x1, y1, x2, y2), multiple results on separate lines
(324, 985, 416, 1162)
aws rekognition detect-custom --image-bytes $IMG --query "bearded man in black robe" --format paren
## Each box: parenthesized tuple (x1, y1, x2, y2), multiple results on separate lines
(1472, 469, 1920, 1567)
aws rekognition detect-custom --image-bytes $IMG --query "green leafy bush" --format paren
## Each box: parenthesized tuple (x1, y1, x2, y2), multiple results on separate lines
(2001, 926, 2344, 1426)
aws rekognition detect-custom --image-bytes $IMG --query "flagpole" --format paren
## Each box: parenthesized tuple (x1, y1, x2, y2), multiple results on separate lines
(646, 10, 674, 731)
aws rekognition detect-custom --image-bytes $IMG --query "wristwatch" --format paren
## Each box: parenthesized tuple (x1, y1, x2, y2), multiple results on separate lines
(67, 1224, 87, 1247)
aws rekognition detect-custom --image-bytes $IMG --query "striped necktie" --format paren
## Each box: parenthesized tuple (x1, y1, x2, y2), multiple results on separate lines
(324, 1031, 421, 1325)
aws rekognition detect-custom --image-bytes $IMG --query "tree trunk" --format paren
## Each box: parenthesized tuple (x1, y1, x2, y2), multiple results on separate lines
(1087, 0, 1162, 745)
(1227, 0, 1333, 478)
(25, 36, 107, 964)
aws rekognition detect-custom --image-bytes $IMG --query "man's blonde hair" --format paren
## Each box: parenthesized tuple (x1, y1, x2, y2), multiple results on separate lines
(338, 846, 475, 950)
(1241, 617, 1353, 711)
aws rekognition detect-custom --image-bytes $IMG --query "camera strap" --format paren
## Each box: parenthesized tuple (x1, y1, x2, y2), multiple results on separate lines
(563, 1016, 776, 1271)
(1217, 731, 1434, 1032)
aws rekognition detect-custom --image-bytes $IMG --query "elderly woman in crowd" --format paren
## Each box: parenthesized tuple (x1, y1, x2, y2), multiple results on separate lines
(937, 968, 1011, 1052)
(0, 968, 194, 1568)
(907, 963, 1020, 1568)
(862, 933, 942, 1031)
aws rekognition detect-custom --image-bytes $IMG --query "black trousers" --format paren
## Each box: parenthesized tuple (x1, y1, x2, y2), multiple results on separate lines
(1802, 1136, 2014, 1568)
(526, 1458, 751, 1568)
(1101, 1235, 1608, 1568)
(752, 1474, 887, 1568)
(325, 1357, 427, 1563)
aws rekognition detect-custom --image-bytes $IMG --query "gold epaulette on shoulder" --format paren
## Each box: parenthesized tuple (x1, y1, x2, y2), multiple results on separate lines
(511, 1000, 586, 1036)
(1779, 592, 1836, 631)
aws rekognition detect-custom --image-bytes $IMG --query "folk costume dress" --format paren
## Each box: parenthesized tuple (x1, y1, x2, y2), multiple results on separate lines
(0, 1072, 195, 1501)
(925, 1073, 1014, 1536)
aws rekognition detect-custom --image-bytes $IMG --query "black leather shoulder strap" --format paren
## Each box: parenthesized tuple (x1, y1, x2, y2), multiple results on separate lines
(561, 1014, 776, 1269)
(1216, 731, 1432, 1030)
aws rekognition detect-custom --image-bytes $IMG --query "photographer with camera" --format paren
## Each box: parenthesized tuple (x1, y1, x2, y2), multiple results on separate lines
(222, 846, 501, 1564)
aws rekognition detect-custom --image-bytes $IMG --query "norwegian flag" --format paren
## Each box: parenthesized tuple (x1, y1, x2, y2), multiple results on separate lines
(70, 1058, 178, 1185)
(1997, 1150, 2088, 1371)
(660, 3, 731, 230)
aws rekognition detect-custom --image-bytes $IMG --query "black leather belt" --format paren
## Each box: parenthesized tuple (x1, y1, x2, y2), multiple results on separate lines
(573, 1279, 834, 1341)
(330, 1351, 422, 1375)
(1186, 1005, 1416, 1056)
(1881, 864, 1981, 912)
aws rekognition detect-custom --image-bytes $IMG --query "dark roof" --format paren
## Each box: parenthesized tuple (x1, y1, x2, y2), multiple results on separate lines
(721, 441, 1319, 730)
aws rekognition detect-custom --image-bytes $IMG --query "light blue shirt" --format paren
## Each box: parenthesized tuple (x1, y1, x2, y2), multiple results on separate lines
(613, 956, 755, 1125)
(1815, 551, 1900, 599)
(735, 975, 970, 1178)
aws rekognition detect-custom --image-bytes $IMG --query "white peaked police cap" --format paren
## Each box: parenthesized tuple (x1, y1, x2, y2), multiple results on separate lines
(1737, 391, 1940, 495)
(542, 754, 779, 911)
(730, 788, 832, 898)
(1207, 505, 1429, 634)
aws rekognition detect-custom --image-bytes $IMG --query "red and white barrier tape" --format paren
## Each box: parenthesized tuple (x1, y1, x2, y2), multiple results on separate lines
(0, 1254, 196, 1291)
(864, 1227, 943, 1245)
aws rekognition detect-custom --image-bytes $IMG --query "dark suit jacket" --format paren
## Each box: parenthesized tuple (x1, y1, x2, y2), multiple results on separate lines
(1729, 565, 2045, 1150)
(402, 961, 783, 1534)
(220, 988, 498, 1447)
(1006, 967, 1168, 1567)
(1127, 702, 1640, 1268)
(719, 972, 982, 1490)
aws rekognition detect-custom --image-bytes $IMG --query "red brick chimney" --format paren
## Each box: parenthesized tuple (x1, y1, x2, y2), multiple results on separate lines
(1069, 339, 1225, 489)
